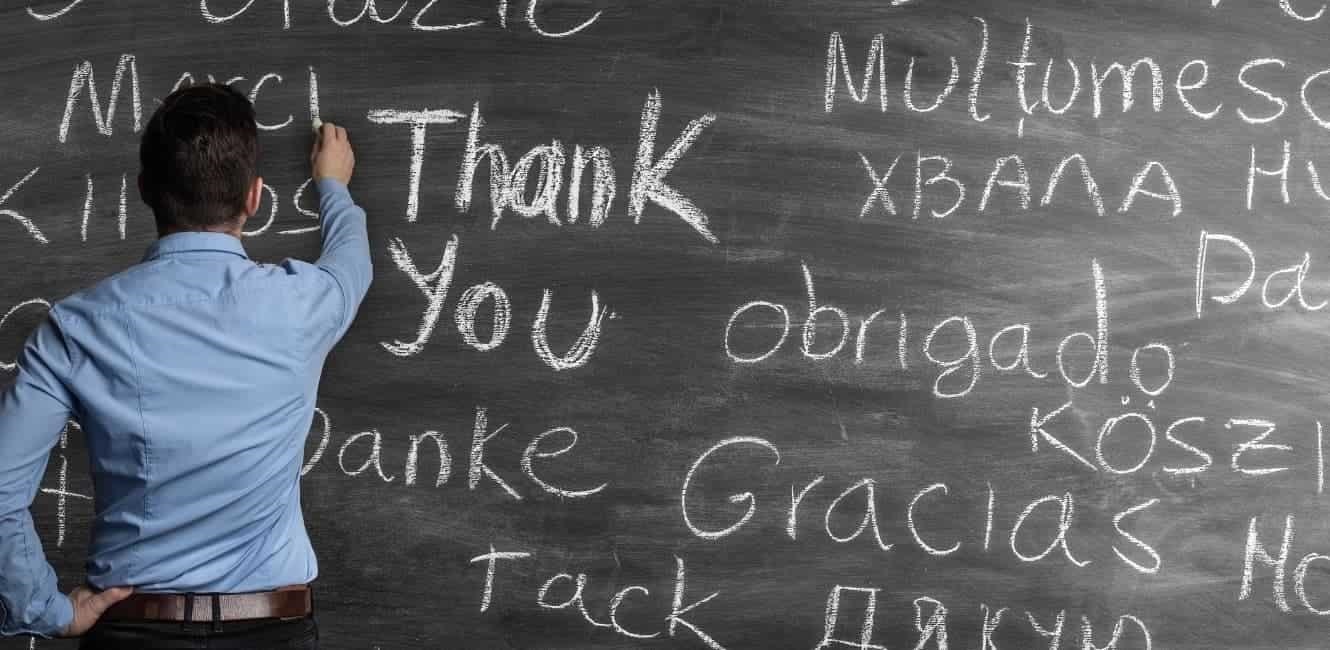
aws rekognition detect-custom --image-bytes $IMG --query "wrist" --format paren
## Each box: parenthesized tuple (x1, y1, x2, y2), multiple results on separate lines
(39, 592, 75, 638)
(315, 177, 350, 196)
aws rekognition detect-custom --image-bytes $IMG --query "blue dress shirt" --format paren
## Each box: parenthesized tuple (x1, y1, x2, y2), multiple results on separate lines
(0, 178, 370, 637)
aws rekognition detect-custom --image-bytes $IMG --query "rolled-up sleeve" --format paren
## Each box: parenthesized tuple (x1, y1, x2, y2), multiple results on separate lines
(314, 178, 372, 338)
(0, 310, 75, 638)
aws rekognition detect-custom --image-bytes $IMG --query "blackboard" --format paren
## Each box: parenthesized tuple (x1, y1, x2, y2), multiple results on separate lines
(4, 0, 1330, 647)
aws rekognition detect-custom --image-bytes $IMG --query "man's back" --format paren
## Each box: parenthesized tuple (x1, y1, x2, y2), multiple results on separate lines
(50, 210, 366, 592)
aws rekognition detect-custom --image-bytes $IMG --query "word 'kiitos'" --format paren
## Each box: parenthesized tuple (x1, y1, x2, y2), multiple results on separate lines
(0, 165, 325, 245)
(723, 260, 1177, 402)
(368, 90, 719, 242)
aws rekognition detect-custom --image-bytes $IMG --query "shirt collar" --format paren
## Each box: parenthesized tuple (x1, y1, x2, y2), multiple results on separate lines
(142, 232, 249, 262)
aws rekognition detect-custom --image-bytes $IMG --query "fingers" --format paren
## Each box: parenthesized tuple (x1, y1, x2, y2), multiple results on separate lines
(311, 122, 331, 160)
(310, 120, 354, 185)
(59, 585, 135, 636)
(317, 122, 345, 142)
(313, 122, 349, 154)
(87, 586, 134, 614)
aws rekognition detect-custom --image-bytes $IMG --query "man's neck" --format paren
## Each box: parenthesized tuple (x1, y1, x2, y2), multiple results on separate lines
(158, 226, 244, 239)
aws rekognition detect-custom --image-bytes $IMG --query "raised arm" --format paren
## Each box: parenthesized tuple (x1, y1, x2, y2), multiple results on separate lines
(311, 122, 372, 338)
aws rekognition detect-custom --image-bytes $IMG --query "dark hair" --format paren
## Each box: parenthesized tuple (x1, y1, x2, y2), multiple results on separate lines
(139, 83, 258, 233)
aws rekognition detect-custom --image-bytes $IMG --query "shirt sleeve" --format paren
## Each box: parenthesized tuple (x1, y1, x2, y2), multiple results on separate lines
(0, 310, 75, 638)
(314, 178, 373, 338)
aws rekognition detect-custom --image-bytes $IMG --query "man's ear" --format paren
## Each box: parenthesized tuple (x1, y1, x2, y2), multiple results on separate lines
(244, 176, 264, 217)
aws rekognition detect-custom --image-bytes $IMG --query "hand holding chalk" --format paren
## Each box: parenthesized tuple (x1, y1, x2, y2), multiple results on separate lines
(310, 119, 355, 186)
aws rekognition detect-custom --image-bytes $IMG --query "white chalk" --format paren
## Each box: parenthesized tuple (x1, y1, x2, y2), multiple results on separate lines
(312, 117, 323, 132)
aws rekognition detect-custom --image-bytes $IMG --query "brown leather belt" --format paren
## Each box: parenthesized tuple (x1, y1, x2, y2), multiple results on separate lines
(102, 584, 312, 623)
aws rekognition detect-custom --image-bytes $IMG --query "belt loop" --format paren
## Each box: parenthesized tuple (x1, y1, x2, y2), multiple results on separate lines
(211, 593, 223, 632)
(181, 592, 195, 630)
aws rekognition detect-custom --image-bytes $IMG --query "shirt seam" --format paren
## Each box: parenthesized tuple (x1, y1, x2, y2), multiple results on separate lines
(319, 267, 352, 334)
(143, 249, 247, 262)
(120, 311, 150, 578)
(48, 307, 81, 372)
(73, 263, 319, 319)
(16, 504, 34, 634)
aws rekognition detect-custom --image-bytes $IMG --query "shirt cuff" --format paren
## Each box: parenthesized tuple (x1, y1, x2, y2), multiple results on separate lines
(28, 592, 72, 638)
(315, 177, 351, 199)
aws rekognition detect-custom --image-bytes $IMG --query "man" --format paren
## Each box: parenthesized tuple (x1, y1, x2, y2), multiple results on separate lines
(0, 83, 369, 648)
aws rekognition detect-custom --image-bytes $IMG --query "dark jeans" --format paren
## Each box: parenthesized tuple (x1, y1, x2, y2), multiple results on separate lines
(78, 614, 318, 649)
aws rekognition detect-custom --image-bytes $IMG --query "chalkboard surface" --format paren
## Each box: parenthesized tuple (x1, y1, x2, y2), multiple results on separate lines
(4, 0, 1330, 648)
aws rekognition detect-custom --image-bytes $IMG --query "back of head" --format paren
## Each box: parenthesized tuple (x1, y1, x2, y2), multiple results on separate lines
(139, 83, 258, 235)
